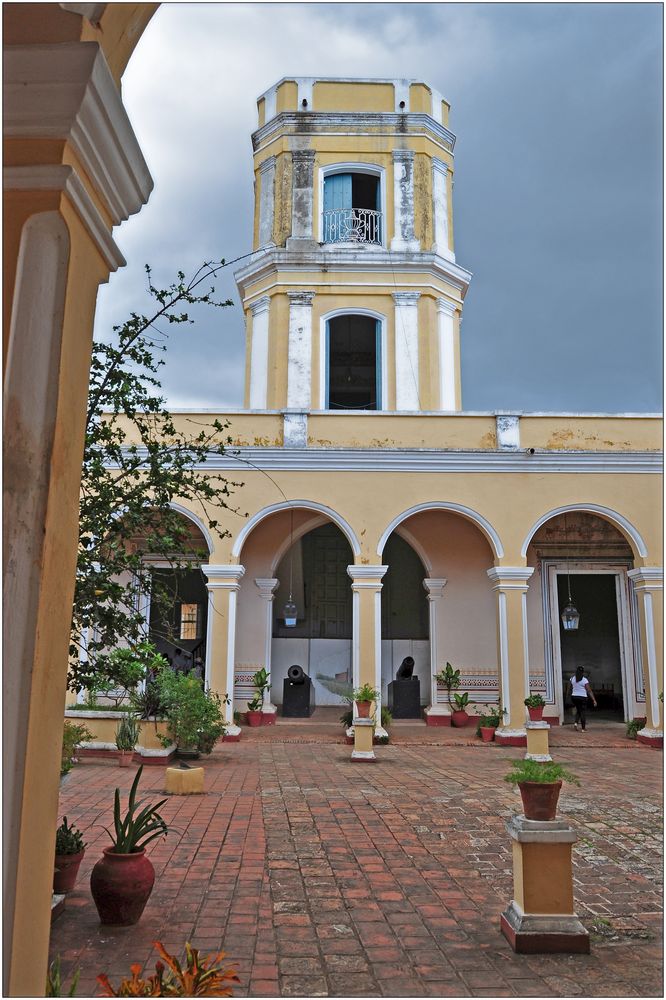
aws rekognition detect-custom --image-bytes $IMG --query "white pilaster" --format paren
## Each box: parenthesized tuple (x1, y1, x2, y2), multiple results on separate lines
(496, 413, 522, 451)
(258, 156, 276, 248)
(436, 298, 457, 411)
(255, 578, 279, 716)
(287, 291, 315, 409)
(391, 149, 419, 251)
(249, 296, 270, 409)
(432, 158, 454, 261)
(201, 564, 245, 734)
(348, 565, 388, 733)
(487, 567, 534, 738)
(628, 567, 664, 735)
(423, 578, 448, 717)
(393, 291, 420, 410)
(289, 149, 316, 242)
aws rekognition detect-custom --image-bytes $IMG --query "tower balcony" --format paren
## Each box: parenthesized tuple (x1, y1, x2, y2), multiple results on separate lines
(323, 208, 382, 246)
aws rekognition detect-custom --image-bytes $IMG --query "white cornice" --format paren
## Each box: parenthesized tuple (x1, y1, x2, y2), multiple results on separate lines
(234, 247, 473, 299)
(110, 446, 662, 475)
(4, 42, 153, 224)
(3, 164, 125, 270)
(252, 112, 456, 154)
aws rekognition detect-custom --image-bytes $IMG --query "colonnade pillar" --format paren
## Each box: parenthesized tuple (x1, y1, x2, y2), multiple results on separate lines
(422, 578, 449, 725)
(202, 565, 245, 738)
(348, 565, 388, 731)
(255, 577, 279, 722)
(487, 567, 534, 746)
(628, 567, 664, 747)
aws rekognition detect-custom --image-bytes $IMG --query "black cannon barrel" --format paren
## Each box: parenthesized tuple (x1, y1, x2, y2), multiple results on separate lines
(287, 664, 306, 684)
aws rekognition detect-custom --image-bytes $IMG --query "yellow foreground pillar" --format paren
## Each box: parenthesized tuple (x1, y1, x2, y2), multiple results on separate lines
(487, 567, 534, 747)
(348, 565, 388, 736)
(628, 567, 664, 748)
(501, 816, 590, 953)
(525, 722, 551, 761)
(201, 565, 245, 740)
(165, 767, 205, 795)
(351, 718, 376, 762)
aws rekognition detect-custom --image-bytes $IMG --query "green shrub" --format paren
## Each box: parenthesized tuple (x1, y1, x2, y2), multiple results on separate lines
(55, 817, 85, 855)
(353, 683, 378, 703)
(61, 721, 94, 776)
(504, 758, 580, 786)
(524, 693, 546, 708)
(626, 718, 646, 740)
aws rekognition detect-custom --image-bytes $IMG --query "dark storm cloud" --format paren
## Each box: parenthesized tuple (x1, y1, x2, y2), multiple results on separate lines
(95, 2, 662, 412)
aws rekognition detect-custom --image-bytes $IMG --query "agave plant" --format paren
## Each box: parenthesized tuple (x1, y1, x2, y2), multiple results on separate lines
(105, 766, 168, 854)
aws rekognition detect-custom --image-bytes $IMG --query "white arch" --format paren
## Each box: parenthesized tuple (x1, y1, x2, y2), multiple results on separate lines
(232, 500, 362, 560)
(168, 501, 214, 556)
(377, 502, 504, 560)
(521, 503, 648, 559)
(271, 514, 327, 574)
(394, 525, 433, 576)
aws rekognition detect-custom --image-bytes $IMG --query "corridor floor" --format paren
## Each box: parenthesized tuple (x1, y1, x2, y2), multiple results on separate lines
(50, 726, 662, 998)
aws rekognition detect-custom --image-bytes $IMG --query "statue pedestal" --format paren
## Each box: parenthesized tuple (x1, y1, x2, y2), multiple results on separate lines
(387, 678, 421, 719)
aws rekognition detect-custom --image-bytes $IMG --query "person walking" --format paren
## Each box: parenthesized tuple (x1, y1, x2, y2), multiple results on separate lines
(567, 666, 597, 732)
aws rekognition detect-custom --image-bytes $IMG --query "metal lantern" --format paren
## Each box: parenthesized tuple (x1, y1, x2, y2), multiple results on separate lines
(560, 601, 580, 631)
(283, 598, 297, 628)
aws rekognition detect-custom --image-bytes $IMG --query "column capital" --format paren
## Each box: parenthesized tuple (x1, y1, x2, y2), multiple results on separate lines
(258, 155, 276, 174)
(249, 295, 270, 317)
(291, 149, 316, 163)
(201, 564, 245, 590)
(432, 156, 449, 176)
(255, 577, 279, 599)
(487, 567, 534, 591)
(347, 565, 388, 589)
(393, 148, 415, 163)
(423, 578, 447, 599)
(436, 297, 457, 316)
(392, 291, 421, 306)
(628, 567, 663, 590)
(287, 290, 315, 306)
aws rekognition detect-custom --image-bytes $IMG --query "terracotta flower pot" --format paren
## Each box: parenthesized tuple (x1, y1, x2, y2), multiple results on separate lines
(117, 750, 133, 767)
(53, 849, 85, 893)
(451, 709, 469, 728)
(355, 701, 371, 718)
(479, 726, 496, 743)
(246, 710, 262, 727)
(518, 780, 562, 821)
(90, 847, 155, 926)
(527, 705, 544, 722)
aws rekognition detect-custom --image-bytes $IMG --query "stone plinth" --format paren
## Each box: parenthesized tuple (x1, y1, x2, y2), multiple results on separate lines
(525, 721, 551, 761)
(351, 718, 376, 762)
(165, 766, 205, 795)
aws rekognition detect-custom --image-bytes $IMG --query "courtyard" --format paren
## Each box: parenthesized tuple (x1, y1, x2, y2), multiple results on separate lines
(49, 721, 662, 998)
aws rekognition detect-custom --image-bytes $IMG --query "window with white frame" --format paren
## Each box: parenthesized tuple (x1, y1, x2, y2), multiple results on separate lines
(322, 169, 382, 245)
(326, 314, 382, 410)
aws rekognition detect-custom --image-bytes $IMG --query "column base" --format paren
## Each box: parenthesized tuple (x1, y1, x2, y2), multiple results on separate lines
(495, 727, 527, 747)
(637, 727, 663, 749)
(501, 901, 589, 954)
(261, 705, 277, 726)
(51, 893, 66, 923)
(351, 749, 377, 762)
(424, 705, 452, 726)
(165, 766, 205, 795)
(223, 724, 241, 743)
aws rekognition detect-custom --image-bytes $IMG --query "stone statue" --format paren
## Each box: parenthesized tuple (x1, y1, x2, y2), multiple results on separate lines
(396, 656, 415, 679)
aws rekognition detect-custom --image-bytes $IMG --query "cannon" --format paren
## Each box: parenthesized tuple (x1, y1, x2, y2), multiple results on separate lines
(396, 656, 415, 679)
(282, 664, 315, 717)
(388, 656, 421, 718)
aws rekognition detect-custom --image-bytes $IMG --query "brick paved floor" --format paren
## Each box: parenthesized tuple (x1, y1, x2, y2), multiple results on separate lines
(49, 724, 662, 998)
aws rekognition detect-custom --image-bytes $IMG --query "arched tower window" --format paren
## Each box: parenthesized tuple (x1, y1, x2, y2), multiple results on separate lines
(326, 314, 381, 410)
(322, 169, 382, 245)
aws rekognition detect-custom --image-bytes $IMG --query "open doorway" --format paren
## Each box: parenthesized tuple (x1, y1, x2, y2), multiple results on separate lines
(556, 573, 625, 722)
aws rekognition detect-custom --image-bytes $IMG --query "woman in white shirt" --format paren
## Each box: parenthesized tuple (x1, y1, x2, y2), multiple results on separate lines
(567, 666, 598, 731)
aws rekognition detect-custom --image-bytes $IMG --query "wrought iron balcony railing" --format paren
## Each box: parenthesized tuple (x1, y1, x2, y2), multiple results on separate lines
(323, 208, 382, 246)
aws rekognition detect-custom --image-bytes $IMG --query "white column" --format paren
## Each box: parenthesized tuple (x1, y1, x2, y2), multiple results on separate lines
(201, 564, 245, 736)
(255, 577, 279, 719)
(287, 291, 315, 409)
(249, 296, 270, 409)
(289, 149, 316, 242)
(393, 291, 420, 410)
(436, 298, 457, 411)
(391, 149, 419, 251)
(258, 156, 276, 248)
(487, 567, 534, 741)
(348, 565, 388, 735)
(423, 579, 448, 719)
(627, 567, 663, 737)
(432, 158, 454, 261)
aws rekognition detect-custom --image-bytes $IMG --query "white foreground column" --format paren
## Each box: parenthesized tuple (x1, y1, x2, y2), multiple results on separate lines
(422, 578, 448, 724)
(202, 564, 245, 739)
(287, 291, 315, 409)
(393, 291, 421, 410)
(436, 298, 457, 410)
(255, 577, 279, 723)
(249, 296, 270, 408)
(391, 149, 419, 251)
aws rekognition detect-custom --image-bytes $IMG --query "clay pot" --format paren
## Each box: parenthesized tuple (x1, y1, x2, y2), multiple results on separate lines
(90, 847, 155, 926)
(246, 710, 262, 727)
(518, 780, 562, 821)
(527, 705, 544, 722)
(451, 709, 469, 728)
(53, 850, 85, 893)
(117, 750, 133, 767)
(479, 726, 496, 743)
(355, 701, 371, 718)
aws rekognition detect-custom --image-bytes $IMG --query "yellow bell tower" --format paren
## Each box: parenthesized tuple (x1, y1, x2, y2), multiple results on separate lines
(235, 77, 472, 416)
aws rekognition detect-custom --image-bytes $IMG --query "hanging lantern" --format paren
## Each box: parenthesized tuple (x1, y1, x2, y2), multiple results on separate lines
(283, 597, 297, 628)
(560, 601, 580, 631)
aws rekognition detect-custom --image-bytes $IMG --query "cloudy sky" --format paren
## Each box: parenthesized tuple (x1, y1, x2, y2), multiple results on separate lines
(96, 2, 663, 413)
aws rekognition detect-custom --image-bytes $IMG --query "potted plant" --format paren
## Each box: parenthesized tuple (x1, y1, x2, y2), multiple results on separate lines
(155, 670, 208, 757)
(115, 715, 140, 766)
(524, 692, 546, 722)
(451, 691, 470, 727)
(435, 662, 463, 723)
(246, 695, 263, 727)
(251, 667, 271, 724)
(90, 765, 168, 926)
(477, 705, 501, 742)
(353, 683, 378, 718)
(54, 817, 86, 893)
(196, 689, 226, 754)
(504, 758, 580, 820)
